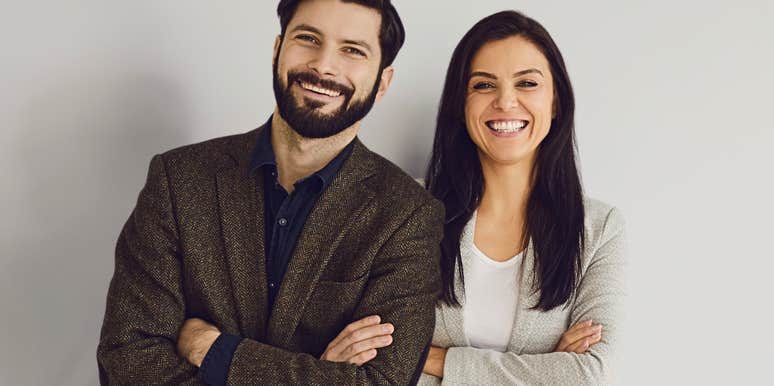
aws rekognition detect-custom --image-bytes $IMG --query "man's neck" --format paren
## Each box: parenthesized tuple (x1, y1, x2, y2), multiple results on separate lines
(270, 109, 359, 192)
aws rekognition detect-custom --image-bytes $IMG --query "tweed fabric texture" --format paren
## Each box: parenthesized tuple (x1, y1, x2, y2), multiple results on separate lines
(418, 198, 627, 386)
(97, 125, 444, 385)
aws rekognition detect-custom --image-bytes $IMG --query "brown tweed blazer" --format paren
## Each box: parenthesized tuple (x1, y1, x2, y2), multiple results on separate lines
(97, 124, 444, 385)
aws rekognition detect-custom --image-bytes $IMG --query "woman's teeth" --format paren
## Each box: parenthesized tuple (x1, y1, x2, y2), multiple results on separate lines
(300, 82, 342, 97)
(487, 120, 528, 132)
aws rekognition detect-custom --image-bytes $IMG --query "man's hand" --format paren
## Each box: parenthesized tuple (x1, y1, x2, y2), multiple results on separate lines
(176, 318, 221, 368)
(422, 346, 447, 378)
(320, 315, 394, 366)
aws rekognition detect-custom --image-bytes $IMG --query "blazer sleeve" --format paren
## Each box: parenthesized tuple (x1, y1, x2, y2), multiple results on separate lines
(224, 199, 445, 386)
(441, 207, 628, 386)
(97, 155, 202, 385)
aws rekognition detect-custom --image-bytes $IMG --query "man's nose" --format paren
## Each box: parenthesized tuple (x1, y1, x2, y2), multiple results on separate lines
(307, 47, 340, 78)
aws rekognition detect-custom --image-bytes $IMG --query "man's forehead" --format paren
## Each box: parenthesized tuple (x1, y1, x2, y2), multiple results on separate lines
(288, 0, 382, 44)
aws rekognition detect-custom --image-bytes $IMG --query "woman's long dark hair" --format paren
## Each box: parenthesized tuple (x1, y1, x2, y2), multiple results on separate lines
(426, 10, 585, 311)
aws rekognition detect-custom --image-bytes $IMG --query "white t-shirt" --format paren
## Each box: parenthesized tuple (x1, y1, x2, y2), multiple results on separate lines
(461, 212, 523, 352)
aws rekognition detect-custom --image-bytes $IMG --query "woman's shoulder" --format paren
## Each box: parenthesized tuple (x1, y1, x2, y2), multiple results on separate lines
(583, 197, 626, 255)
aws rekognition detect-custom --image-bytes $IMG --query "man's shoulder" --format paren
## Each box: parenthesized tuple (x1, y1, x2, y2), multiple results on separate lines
(359, 146, 440, 212)
(156, 128, 260, 175)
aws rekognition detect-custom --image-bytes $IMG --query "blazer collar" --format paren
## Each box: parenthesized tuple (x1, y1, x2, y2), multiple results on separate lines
(439, 212, 543, 353)
(216, 121, 378, 342)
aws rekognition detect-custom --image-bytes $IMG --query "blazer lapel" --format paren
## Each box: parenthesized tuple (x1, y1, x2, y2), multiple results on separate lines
(440, 272, 469, 347)
(440, 211, 477, 347)
(266, 139, 377, 347)
(508, 240, 541, 354)
(216, 128, 268, 341)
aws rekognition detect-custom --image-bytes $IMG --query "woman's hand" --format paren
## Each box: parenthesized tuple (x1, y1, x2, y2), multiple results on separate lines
(320, 315, 394, 366)
(554, 320, 603, 353)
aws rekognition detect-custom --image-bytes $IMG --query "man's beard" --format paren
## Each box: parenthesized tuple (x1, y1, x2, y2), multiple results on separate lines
(273, 58, 382, 139)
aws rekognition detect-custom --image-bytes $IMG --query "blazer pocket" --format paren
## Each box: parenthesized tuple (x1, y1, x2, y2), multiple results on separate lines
(312, 274, 368, 306)
(318, 256, 371, 282)
(298, 276, 369, 349)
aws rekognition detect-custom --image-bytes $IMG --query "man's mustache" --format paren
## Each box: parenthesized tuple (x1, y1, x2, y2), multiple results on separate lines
(286, 70, 354, 98)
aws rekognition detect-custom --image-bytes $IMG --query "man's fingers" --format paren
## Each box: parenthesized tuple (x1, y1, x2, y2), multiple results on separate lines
(344, 335, 394, 359)
(328, 315, 381, 348)
(327, 322, 394, 359)
(349, 349, 378, 366)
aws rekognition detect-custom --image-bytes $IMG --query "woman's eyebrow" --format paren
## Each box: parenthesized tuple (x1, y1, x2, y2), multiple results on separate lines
(470, 71, 497, 79)
(470, 68, 544, 79)
(513, 68, 543, 77)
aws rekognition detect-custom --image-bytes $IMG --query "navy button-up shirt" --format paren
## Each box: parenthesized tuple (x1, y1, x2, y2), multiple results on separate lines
(198, 123, 354, 385)
(252, 125, 354, 308)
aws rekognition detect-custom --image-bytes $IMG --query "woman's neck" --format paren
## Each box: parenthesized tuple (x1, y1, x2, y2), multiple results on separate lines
(477, 152, 534, 222)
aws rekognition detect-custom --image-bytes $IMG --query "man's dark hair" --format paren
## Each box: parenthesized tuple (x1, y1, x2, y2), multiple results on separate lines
(277, 0, 405, 68)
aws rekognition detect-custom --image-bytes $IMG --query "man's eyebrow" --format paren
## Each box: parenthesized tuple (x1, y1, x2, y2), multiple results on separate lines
(289, 24, 323, 35)
(288, 24, 374, 55)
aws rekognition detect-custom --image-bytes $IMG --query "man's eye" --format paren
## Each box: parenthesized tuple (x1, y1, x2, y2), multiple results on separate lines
(472, 82, 494, 90)
(297, 35, 319, 44)
(344, 47, 366, 57)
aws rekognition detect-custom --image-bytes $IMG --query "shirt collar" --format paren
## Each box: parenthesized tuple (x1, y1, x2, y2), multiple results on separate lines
(248, 119, 277, 173)
(248, 118, 355, 189)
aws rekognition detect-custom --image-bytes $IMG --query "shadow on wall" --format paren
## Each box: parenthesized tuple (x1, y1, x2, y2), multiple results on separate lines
(1, 71, 191, 386)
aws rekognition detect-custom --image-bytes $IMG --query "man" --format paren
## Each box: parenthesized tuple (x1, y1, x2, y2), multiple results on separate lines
(97, 0, 444, 384)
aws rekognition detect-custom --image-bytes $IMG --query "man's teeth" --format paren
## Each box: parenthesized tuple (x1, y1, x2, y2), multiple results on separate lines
(488, 120, 528, 132)
(300, 82, 341, 97)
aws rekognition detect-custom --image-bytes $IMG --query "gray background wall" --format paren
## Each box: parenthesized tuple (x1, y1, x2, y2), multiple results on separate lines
(1, 1, 772, 385)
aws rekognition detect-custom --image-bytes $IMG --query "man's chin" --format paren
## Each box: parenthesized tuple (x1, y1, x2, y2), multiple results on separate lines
(298, 96, 345, 112)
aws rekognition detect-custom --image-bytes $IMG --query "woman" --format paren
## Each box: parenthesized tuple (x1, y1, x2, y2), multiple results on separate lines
(322, 10, 626, 385)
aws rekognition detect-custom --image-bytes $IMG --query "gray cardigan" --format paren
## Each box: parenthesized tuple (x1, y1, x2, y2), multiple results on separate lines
(419, 198, 627, 386)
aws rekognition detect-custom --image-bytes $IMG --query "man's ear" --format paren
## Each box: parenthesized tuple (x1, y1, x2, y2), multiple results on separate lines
(374, 66, 395, 103)
(273, 35, 281, 65)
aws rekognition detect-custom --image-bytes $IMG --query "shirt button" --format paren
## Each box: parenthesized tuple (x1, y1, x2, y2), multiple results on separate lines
(269, 282, 275, 289)
(278, 217, 288, 226)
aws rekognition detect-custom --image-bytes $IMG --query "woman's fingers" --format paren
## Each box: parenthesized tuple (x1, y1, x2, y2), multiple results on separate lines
(555, 320, 589, 351)
(567, 320, 594, 334)
(560, 329, 603, 353)
(565, 337, 591, 353)
(556, 322, 603, 352)
(558, 323, 602, 350)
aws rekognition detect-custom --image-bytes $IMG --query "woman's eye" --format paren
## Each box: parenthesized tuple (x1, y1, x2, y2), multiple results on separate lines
(472, 82, 494, 90)
(517, 80, 538, 88)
